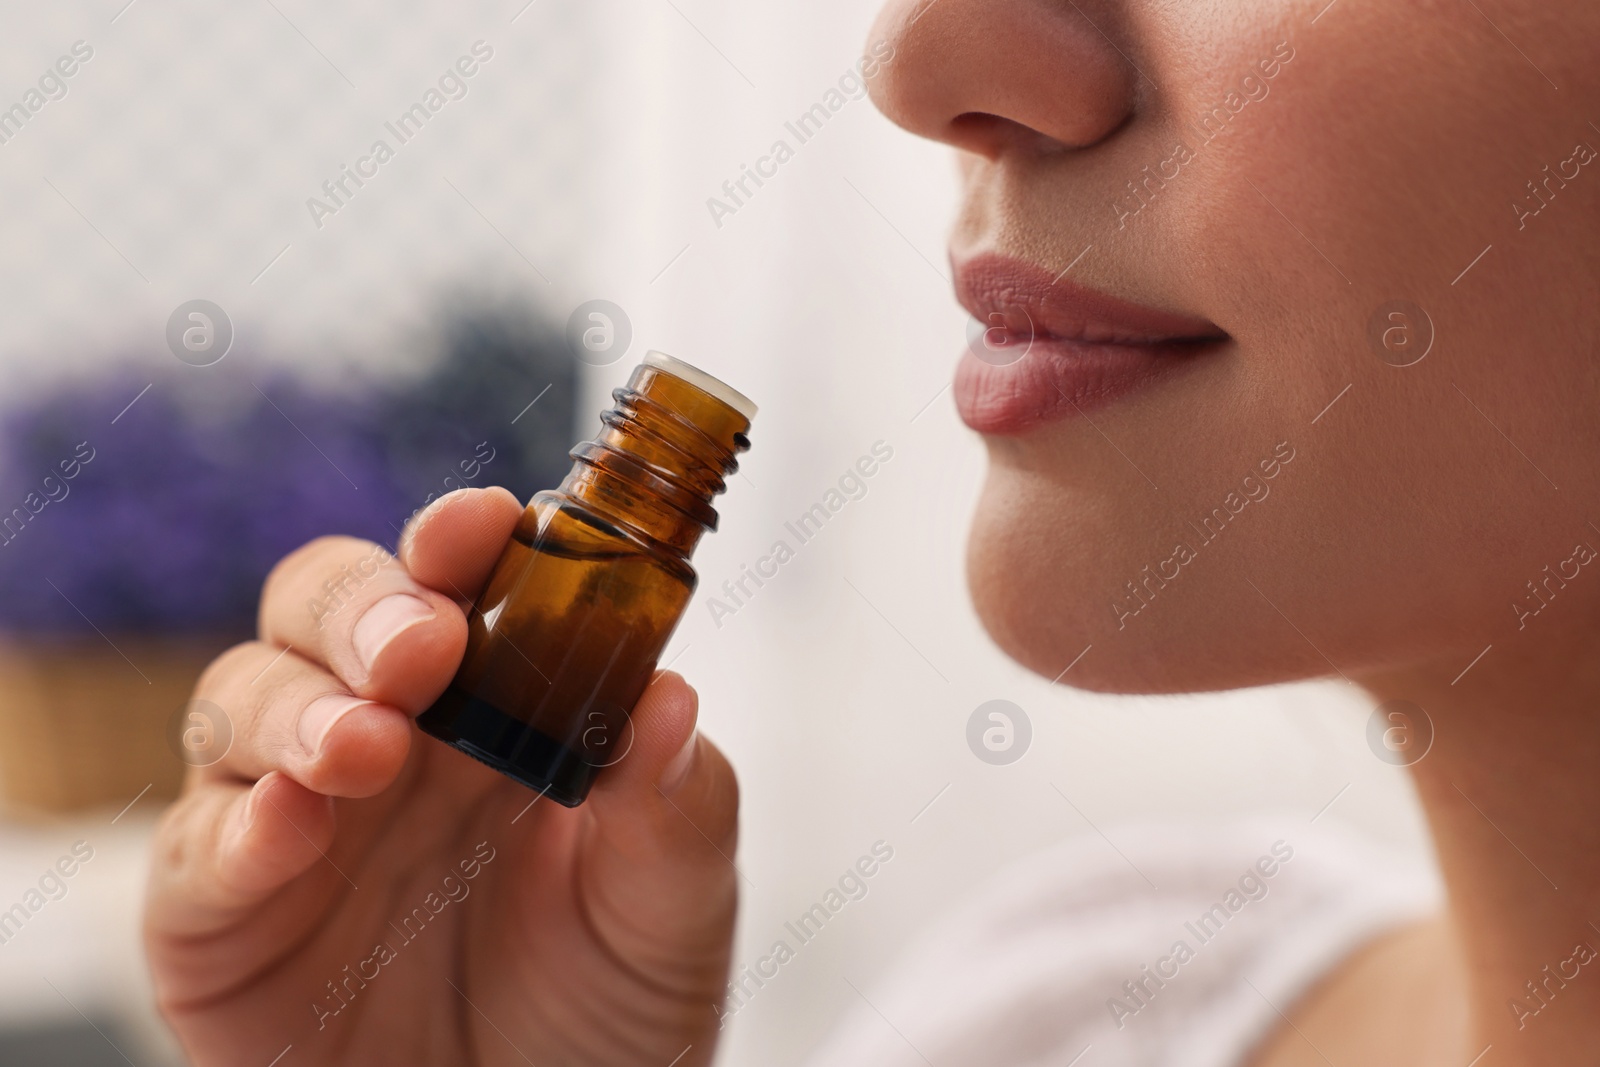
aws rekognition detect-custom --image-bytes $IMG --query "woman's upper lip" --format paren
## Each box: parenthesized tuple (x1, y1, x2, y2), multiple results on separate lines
(953, 252, 1228, 346)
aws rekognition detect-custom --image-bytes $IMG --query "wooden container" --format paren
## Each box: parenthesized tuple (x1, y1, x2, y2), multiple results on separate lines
(0, 637, 227, 815)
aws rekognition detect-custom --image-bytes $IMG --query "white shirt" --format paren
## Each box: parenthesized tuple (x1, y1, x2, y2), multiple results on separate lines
(805, 817, 1441, 1067)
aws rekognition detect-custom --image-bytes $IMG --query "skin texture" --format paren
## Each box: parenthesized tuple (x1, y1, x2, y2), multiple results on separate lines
(145, 489, 738, 1066)
(865, 0, 1600, 1062)
(146, 0, 1600, 1064)
(869, 0, 1600, 695)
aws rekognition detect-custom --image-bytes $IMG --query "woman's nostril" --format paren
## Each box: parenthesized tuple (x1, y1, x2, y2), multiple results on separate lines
(950, 113, 1003, 135)
(947, 112, 1008, 155)
(948, 111, 1104, 158)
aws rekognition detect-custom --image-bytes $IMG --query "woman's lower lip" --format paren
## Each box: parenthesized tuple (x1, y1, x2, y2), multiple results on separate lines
(953, 336, 1211, 434)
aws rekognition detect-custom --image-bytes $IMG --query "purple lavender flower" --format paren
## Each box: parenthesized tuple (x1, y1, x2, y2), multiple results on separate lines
(0, 310, 575, 635)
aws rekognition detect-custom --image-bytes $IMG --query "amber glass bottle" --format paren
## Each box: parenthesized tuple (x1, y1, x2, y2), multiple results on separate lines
(417, 352, 755, 806)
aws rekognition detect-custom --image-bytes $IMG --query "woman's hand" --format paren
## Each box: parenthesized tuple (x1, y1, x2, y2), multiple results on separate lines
(144, 487, 739, 1067)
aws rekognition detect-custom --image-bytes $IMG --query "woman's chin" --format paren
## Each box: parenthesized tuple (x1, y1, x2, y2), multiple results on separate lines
(961, 473, 1332, 697)
(962, 491, 1149, 694)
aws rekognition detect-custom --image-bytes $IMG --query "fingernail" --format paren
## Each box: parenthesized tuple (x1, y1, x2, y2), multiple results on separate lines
(353, 593, 435, 674)
(225, 780, 266, 853)
(299, 694, 373, 755)
(659, 732, 698, 793)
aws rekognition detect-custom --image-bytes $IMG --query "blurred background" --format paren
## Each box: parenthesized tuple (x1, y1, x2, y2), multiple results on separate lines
(0, 1, 1432, 1063)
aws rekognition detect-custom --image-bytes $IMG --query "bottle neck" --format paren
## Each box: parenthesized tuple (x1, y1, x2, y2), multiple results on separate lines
(558, 364, 751, 558)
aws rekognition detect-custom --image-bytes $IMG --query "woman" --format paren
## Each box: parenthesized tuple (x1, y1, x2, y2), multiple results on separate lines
(144, 0, 1600, 1063)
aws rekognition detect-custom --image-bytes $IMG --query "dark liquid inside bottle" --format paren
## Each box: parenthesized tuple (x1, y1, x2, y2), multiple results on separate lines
(418, 354, 754, 806)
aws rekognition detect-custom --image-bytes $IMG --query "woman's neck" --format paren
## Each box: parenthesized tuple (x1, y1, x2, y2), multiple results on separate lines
(1361, 627, 1600, 1064)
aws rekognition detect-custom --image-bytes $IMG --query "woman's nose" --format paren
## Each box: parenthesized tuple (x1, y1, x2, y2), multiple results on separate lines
(866, 0, 1138, 159)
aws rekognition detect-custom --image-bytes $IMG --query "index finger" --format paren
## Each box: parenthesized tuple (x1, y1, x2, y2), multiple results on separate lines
(255, 488, 522, 708)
